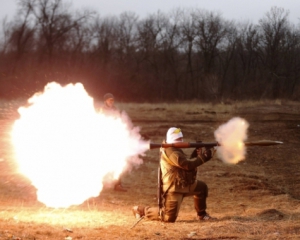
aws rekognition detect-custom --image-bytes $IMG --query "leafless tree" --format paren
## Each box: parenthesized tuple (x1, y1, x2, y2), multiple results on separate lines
(258, 6, 290, 98)
(0, 18, 13, 57)
(135, 12, 166, 99)
(153, 9, 184, 100)
(179, 9, 199, 98)
(19, 0, 93, 62)
(281, 25, 300, 98)
(8, 3, 35, 60)
(92, 16, 117, 66)
(1, 3, 300, 101)
(115, 12, 138, 61)
(217, 21, 238, 99)
(234, 22, 261, 98)
(195, 10, 227, 74)
(193, 10, 228, 99)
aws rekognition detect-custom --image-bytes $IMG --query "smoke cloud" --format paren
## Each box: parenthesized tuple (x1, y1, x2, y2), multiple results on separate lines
(214, 117, 249, 164)
(11, 82, 149, 208)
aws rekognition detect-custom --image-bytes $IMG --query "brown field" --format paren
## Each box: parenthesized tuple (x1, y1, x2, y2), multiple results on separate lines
(0, 99, 300, 239)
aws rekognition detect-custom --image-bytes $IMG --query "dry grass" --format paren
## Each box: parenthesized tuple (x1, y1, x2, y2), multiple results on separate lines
(0, 99, 300, 239)
(116, 99, 300, 122)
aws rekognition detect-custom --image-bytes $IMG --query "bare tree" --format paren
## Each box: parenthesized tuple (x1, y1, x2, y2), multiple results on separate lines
(92, 16, 117, 67)
(0, 18, 11, 54)
(1, 3, 300, 102)
(179, 9, 199, 98)
(281, 25, 300, 97)
(8, 3, 35, 60)
(258, 6, 290, 98)
(235, 22, 261, 98)
(218, 21, 238, 100)
(193, 10, 228, 99)
(135, 12, 166, 99)
(158, 9, 184, 100)
(19, 0, 93, 62)
(195, 10, 227, 74)
(115, 12, 138, 61)
(113, 12, 139, 93)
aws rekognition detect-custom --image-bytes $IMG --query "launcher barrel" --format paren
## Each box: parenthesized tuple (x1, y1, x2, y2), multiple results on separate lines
(149, 140, 283, 150)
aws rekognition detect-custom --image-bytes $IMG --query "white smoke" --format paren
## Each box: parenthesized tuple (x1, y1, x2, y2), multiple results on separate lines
(11, 82, 149, 208)
(214, 117, 249, 164)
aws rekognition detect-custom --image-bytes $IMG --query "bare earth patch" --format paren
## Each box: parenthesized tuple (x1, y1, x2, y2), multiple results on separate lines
(0, 100, 300, 239)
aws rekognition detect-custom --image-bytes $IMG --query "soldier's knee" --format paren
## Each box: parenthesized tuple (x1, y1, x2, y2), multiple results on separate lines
(195, 181, 208, 196)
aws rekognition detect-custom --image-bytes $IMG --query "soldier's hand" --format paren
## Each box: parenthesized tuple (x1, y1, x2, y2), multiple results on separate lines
(197, 147, 212, 162)
(190, 148, 198, 158)
(190, 140, 202, 159)
(203, 147, 212, 160)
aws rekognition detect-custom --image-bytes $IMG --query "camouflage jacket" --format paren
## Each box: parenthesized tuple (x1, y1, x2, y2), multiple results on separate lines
(160, 147, 206, 193)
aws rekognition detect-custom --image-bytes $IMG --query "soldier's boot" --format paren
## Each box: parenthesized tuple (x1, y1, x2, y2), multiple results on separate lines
(194, 196, 216, 221)
(132, 206, 145, 219)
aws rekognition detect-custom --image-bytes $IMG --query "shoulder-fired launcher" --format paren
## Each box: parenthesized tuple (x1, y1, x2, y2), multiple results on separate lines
(149, 140, 283, 150)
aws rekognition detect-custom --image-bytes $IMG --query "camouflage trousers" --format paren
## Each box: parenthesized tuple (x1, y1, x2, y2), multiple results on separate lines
(144, 180, 208, 222)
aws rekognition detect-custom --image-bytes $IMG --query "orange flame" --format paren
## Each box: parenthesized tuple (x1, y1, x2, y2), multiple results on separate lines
(11, 82, 149, 208)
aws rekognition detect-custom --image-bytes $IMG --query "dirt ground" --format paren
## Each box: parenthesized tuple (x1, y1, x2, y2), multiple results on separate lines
(0, 101, 300, 239)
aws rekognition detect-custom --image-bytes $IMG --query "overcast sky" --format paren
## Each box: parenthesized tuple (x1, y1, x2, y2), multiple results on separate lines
(0, 0, 300, 24)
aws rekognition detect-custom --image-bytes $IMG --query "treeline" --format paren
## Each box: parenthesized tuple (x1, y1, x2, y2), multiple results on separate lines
(0, 0, 300, 102)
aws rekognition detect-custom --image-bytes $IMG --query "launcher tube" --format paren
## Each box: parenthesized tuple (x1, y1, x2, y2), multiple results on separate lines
(149, 140, 283, 150)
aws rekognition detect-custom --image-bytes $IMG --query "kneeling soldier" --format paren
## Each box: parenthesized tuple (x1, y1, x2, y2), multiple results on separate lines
(133, 127, 216, 222)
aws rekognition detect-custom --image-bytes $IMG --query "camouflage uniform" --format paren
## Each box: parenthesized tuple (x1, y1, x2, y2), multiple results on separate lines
(144, 146, 210, 222)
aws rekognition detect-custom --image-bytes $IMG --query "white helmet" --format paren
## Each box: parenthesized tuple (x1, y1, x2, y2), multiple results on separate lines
(166, 127, 183, 143)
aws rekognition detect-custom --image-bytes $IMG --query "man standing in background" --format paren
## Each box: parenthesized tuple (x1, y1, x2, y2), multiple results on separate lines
(102, 93, 118, 116)
(101, 93, 127, 192)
